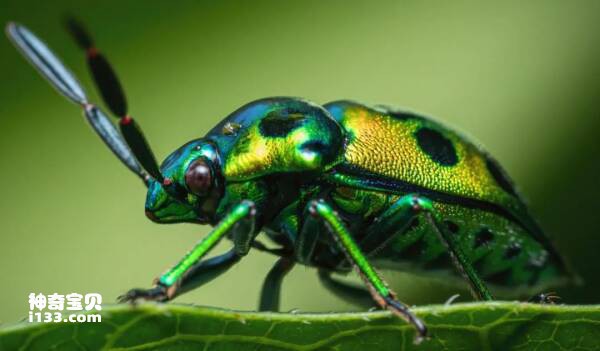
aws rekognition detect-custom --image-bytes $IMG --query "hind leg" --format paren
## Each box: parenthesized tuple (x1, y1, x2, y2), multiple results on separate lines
(422, 212, 494, 301)
(360, 194, 494, 301)
(305, 199, 428, 342)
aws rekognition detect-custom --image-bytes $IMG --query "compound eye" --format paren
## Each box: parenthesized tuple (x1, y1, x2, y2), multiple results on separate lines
(185, 159, 212, 195)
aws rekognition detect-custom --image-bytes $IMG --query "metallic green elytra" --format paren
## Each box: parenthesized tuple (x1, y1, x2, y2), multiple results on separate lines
(8, 20, 575, 342)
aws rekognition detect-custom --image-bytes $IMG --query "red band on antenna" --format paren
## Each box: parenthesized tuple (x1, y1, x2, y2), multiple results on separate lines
(87, 47, 99, 58)
(121, 115, 133, 125)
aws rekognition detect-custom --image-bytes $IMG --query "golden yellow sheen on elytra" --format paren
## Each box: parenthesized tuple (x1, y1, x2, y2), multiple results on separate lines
(337, 105, 516, 207)
(223, 112, 342, 180)
(223, 126, 315, 179)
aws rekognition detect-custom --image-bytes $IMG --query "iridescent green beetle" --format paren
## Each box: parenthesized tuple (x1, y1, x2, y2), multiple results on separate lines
(7, 20, 575, 342)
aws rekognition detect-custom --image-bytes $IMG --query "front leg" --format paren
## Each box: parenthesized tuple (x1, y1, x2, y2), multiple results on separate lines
(307, 199, 428, 343)
(119, 200, 257, 303)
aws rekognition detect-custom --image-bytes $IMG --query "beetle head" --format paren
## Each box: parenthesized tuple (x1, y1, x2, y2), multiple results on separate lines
(144, 140, 222, 224)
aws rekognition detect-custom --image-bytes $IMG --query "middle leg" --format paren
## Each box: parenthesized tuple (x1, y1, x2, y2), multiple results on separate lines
(306, 199, 428, 342)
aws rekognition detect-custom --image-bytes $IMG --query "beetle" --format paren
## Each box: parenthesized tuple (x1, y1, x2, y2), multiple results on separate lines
(6, 19, 575, 342)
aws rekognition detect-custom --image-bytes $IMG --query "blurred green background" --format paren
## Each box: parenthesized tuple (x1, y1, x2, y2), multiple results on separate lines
(1, 0, 599, 324)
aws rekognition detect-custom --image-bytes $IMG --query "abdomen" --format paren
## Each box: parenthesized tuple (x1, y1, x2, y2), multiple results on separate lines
(374, 201, 568, 294)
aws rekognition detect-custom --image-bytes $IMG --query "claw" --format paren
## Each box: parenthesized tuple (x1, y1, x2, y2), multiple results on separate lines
(117, 285, 169, 304)
(384, 296, 428, 344)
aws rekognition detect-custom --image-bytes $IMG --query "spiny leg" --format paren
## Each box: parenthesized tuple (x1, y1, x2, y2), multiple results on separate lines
(119, 249, 241, 302)
(317, 270, 375, 309)
(294, 199, 328, 265)
(258, 257, 295, 312)
(307, 199, 427, 342)
(423, 212, 494, 301)
(176, 249, 242, 297)
(360, 194, 429, 256)
(118, 200, 257, 303)
(360, 193, 494, 301)
(296, 202, 374, 309)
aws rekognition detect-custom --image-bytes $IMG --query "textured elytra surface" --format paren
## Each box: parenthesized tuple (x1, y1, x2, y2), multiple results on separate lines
(1, 302, 599, 350)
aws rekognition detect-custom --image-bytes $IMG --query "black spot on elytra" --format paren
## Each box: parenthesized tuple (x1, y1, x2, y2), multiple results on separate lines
(474, 228, 494, 248)
(485, 156, 517, 196)
(259, 111, 305, 137)
(485, 269, 513, 286)
(415, 127, 458, 166)
(504, 242, 522, 259)
(444, 220, 460, 234)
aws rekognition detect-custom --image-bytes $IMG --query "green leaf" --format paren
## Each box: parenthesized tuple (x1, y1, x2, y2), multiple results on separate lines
(1, 302, 599, 350)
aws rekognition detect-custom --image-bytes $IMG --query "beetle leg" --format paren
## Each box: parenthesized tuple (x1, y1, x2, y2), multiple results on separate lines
(118, 200, 257, 303)
(117, 249, 240, 303)
(173, 249, 241, 296)
(258, 257, 295, 311)
(296, 201, 375, 308)
(294, 200, 329, 265)
(423, 212, 494, 301)
(307, 199, 428, 343)
(360, 194, 433, 256)
(360, 193, 494, 302)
